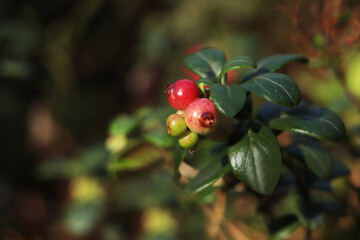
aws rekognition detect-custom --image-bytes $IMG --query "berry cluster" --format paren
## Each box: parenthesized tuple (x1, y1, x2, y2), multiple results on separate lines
(166, 79, 220, 152)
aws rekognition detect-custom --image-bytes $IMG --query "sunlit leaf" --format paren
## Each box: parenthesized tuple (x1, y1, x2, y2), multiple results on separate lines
(269, 106, 346, 142)
(218, 55, 256, 80)
(241, 73, 301, 107)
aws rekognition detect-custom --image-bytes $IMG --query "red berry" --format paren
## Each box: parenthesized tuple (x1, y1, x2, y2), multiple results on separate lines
(166, 79, 200, 110)
(185, 98, 219, 135)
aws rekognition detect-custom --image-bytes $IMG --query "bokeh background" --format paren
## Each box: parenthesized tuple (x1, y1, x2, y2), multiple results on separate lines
(1, 0, 360, 239)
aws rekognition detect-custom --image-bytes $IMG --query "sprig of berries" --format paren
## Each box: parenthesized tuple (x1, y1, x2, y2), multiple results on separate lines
(166, 79, 223, 152)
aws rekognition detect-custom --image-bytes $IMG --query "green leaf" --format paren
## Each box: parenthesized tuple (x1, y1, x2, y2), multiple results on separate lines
(183, 47, 226, 79)
(269, 106, 346, 142)
(186, 157, 231, 194)
(239, 68, 270, 83)
(257, 102, 288, 124)
(256, 54, 308, 72)
(286, 143, 332, 179)
(241, 73, 301, 107)
(227, 123, 281, 194)
(218, 55, 256, 80)
(210, 84, 246, 117)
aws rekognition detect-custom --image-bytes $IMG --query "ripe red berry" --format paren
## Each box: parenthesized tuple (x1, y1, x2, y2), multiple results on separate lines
(185, 98, 219, 135)
(166, 79, 200, 110)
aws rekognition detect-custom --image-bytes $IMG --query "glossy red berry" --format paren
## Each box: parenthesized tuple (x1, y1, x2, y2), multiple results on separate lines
(166, 113, 187, 137)
(185, 98, 219, 135)
(166, 79, 200, 110)
(178, 130, 199, 151)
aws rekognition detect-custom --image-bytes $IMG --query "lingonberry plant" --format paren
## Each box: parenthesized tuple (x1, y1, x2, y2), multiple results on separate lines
(165, 47, 349, 237)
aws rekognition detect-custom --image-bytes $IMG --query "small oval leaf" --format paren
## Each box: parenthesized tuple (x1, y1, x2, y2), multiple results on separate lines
(183, 47, 226, 79)
(241, 73, 301, 107)
(286, 143, 332, 179)
(210, 84, 246, 117)
(257, 54, 308, 72)
(269, 106, 346, 142)
(218, 55, 256, 80)
(186, 157, 231, 194)
(227, 123, 281, 195)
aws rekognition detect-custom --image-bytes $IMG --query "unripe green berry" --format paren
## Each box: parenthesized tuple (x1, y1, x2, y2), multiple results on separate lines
(166, 113, 187, 137)
(178, 131, 199, 151)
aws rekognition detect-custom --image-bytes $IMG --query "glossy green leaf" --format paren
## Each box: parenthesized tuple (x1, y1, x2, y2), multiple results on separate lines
(257, 102, 288, 124)
(241, 73, 301, 107)
(218, 55, 256, 80)
(210, 84, 246, 117)
(239, 68, 270, 83)
(227, 123, 281, 194)
(256, 54, 308, 72)
(286, 143, 332, 179)
(183, 47, 226, 79)
(269, 106, 346, 142)
(186, 157, 231, 194)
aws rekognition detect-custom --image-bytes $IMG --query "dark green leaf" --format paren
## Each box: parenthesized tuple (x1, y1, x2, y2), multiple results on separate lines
(186, 157, 231, 194)
(210, 84, 246, 117)
(239, 68, 270, 83)
(257, 102, 288, 124)
(286, 143, 332, 179)
(269, 106, 346, 142)
(218, 55, 256, 80)
(174, 144, 187, 177)
(183, 47, 226, 79)
(256, 54, 308, 72)
(241, 73, 301, 107)
(227, 123, 281, 194)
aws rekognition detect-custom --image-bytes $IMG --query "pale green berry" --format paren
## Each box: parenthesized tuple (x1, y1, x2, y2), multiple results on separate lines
(178, 131, 199, 151)
(166, 113, 187, 137)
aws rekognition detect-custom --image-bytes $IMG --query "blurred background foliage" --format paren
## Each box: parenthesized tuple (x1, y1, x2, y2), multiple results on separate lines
(0, 0, 360, 239)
